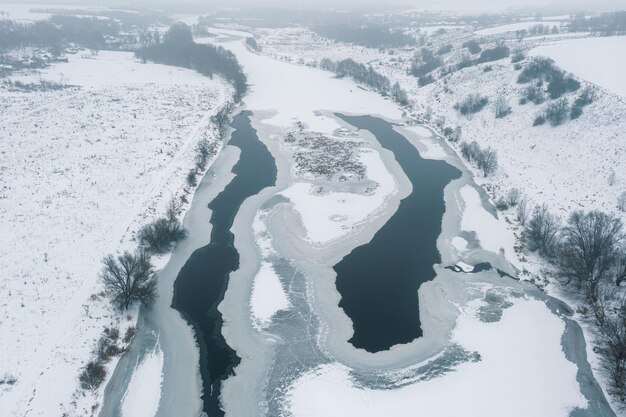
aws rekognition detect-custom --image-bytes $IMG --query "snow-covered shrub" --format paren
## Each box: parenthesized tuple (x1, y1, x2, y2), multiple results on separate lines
(454, 94, 489, 116)
(391, 81, 409, 105)
(195, 137, 215, 170)
(511, 49, 525, 63)
(617, 191, 626, 212)
(516, 197, 531, 226)
(186, 170, 197, 187)
(462, 39, 481, 54)
(493, 93, 512, 118)
(520, 84, 545, 105)
(507, 188, 521, 207)
(138, 218, 187, 255)
(525, 204, 561, 257)
(517, 57, 579, 99)
(570, 86, 595, 119)
(459, 140, 497, 176)
(533, 115, 546, 126)
(476, 44, 509, 63)
(78, 361, 106, 391)
(418, 74, 435, 86)
(545, 98, 570, 126)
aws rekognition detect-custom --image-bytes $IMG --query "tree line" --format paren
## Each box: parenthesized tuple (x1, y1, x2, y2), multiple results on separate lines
(135, 23, 247, 102)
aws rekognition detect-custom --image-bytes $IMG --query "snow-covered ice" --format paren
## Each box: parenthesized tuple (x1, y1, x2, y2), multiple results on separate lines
(250, 262, 290, 329)
(288, 296, 586, 417)
(121, 347, 164, 417)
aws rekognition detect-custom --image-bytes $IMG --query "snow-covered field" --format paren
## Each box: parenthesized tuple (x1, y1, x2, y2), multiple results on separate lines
(474, 21, 562, 35)
(530, 35, 626, 98)
(0, 50, 231, 416)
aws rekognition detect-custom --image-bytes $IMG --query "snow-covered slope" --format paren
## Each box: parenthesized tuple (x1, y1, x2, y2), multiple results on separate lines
(0, 50, 232, 416)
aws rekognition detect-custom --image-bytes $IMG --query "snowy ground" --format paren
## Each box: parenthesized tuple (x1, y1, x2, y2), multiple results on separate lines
(0, 50, 232, 416)
(530, 35, 626, 98)
(121, 346, 164, 417)
(474, 20, 563, 35)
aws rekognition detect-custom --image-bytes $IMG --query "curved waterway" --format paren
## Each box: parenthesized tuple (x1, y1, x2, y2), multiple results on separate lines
(334, 115, 461, 352)
(171, 110, 277, 416)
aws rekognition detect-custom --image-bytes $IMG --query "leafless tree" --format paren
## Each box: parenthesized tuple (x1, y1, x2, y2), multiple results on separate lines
(525, 204, 561, 257)
(615, 247, 626, 287)
(595, 293, 626, 401)
(618, 191, 626, 212)
(100, 250, 157, 310)
(560, 210, 623, 301)
(493, 93, 512, 118)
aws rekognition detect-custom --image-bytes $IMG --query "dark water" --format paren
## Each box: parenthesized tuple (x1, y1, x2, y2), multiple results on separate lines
(334, 115, 461, 353)
(172, 111, 277, 417)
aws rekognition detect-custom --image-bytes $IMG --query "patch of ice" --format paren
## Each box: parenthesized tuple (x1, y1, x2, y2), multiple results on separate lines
(250, 262, 290, 329)
(121, 347, 164, 417)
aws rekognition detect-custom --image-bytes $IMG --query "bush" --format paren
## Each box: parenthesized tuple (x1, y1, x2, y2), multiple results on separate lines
(483, 65, 493, 72)
(477, 45, 509, 63)
(391, 81, 409, 105)
(525, 204, 560, 257)
(570, 105, 583, 119)
(618, 191, 626, 212)
(462, 39, 482, 54)
(517, 57, 579, 99)
(511, 50, 525, 63)
(493, 94, 511, 118)
(507, 188, 521, 207)
(186, 170, 197, 187)
(454, 94, 489, 116)
(516, 197, 531, 226)
(545, 98, 570, 126)
(195, 138, 215, 170)
(418, 74, 435, 86)
(139, 218, 187, 255)
(101, 249, 157, 310)
(79, 361, 106, 391)
(533, 115, 546, 126)
(521, 84, 545, 105)
(245, 37, 261, 52)
(459, 140, 497, 176)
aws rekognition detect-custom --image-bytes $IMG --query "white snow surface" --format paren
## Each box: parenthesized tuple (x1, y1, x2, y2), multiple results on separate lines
(250, 262, 290, 329)
(459, 185, 516, 259)
(280, 149, 397, 244)
(121, 347, 164, 417)
(530, 36, 626, 98)
(288, 296, 586, 417)
(475, 21, 562, 35)
(0, 50, 231, 416)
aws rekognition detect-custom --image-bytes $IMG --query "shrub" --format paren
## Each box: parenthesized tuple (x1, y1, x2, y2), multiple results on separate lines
(516, 197, 531, 225)
(418, 74, 435, 86)
(525, 204, 560, 257)
(570, 105, 583, 119)
(79, 361, 106, 390)
(101, 249, 157, 310)
(493, 94, 511, 118)
(533, 115, 546, 126)
(391, 81, 409, 105)
(195, 138, 214, 170)
(123, 326, 136, 344)
(477, 45, 509, 63)
(545, 98, 570, 126)
(462, 39, 482, 54)
(483, 65, 493, 72)
(618, 191, 626, 212)
(139, 218, 187, 255)
(507, 188, 521, 207)
(511, 50, 525, 63)
(245, 37, 261, 52)
(187, 170, 197, 187)
(454, 94, 488, 116)
(495, 197, 509, 210)
(459, 141, 497, 176)
(521, 84, 545, 105)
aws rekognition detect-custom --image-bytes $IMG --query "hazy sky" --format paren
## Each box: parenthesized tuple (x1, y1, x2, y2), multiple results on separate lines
(1, 0, 624, 13)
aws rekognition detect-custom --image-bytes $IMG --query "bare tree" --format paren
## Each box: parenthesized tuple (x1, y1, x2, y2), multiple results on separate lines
(477, 147, 498, 176)
(595, 293, 626, 400)
(101, 250, 157, 310)
(614, 247, 626, 287)
(560, 211, 623, 301)
(525, 204, 560, 257)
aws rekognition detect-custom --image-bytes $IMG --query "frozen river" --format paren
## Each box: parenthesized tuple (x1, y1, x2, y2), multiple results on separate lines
(100, 28, 616, 417)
